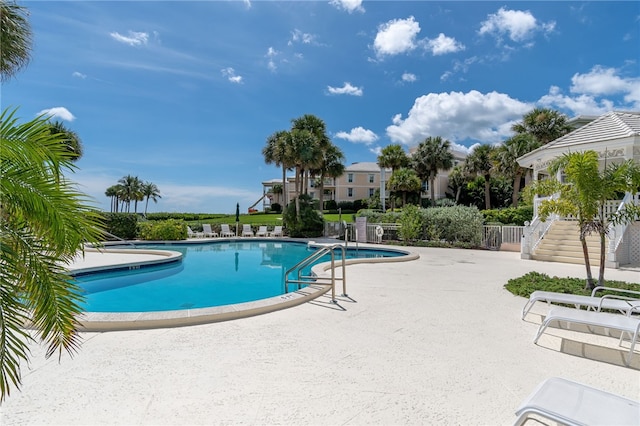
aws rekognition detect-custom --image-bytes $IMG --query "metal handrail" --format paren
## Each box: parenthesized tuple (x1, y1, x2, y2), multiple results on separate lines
(284, 243, 347, 303)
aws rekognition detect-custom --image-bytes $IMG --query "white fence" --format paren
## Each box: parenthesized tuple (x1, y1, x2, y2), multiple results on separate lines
(482, 225, 524, 250)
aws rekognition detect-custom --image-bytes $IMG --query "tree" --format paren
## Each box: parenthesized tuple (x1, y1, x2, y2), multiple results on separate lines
(388, 168, 421, 207)
(512, 108, 573, 145)
(493, 134, 540, 207)
(532, 151, 640, 290)
(263, 130, 293, 208)
(447, 165, 467, 204)
(310, 143, 345, 211)
(105, 185, 120, 213)
(142, 181, 161, 216)
(0, 108, 103, 400)
(378, 144, 409, 210)
(465, 144, 496, 210)
(117, 175, 142, 213)
(0, 0, 32, 82)
(412, 136, 454, 206)
(47, 121, 83, 161)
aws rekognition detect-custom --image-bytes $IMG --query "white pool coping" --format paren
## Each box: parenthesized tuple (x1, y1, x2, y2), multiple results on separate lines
(73, 239, 419, 331)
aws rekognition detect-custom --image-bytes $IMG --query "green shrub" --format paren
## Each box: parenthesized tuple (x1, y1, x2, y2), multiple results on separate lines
(270, 202, 282, 213)
(138, 219, 188, 240)
(398, 204, 423, 242)
(103, 213, 138, 240)
(423, 205, 483, 245)
(356, 209, 401, 223)
(324, 199, 337, 210)
(504, 272, 637, 298)
(283, 195, 324, 237)
(337, 201, 354, 211)
(482, 206, 533, 225)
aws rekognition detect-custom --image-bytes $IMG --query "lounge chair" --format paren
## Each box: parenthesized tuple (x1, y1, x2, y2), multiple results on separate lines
(534, 306, 640, 366)
(220, 224, 235, 237)
(256, 226, 268, 237)
(202, 224, 219, 238)
(269, 225, 283, 237)
(187, 226, 203, 238)
(521, 286, 640, 320)
(242, 224, 254, 237)
(514, 377, 640, 426)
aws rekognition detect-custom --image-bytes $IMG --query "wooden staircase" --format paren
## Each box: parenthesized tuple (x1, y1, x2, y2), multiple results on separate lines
(531, 221, 604, 266)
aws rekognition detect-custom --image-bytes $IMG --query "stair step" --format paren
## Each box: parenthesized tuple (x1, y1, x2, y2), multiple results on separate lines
(531, 253, 601, 266)
(532, 220, 607, 266)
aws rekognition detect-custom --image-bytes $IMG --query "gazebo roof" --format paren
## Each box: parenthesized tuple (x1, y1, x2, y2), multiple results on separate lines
(518, 111, 640, 169)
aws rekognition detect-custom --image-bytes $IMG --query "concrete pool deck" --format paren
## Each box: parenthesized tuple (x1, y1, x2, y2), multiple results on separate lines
(2, 244, 639, 425)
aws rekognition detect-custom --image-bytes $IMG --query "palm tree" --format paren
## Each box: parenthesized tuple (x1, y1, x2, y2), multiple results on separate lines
(142, 181, 161, 216)
(291, 114, 330, 194)
(0, 108, 103, 400)
(288, 128, 322, 217)
(465, 144, 495, 210)
(533, 151, 640, 289)
(105, 185, 120, 212)
(493, 134, 540, 207)
(378, 144, 409, 210)
(412, 136, 454, 206)
(447, 165, 467, 204)
(263, 130, 293, 207)
(388, 167, 421, 207)
(47, 121, 83, 161)
(310, 143, 345, 211)
(0, 0, 32, 82)
(117, 175, 142, 213)
(512, 108, 573, 145)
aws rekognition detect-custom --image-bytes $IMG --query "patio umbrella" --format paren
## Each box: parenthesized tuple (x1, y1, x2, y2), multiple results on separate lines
(235, 202, 240, 236)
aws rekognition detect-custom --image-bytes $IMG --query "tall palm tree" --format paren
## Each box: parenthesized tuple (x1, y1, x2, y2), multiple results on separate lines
(465, 144, 496, 210)
(512, 108, 573, 145)
(447, 165, 467, 204)
(263, 130, 293, 207)
(387, 167, 421, 207)
(47, 121, 83, 161)
(0, 0, 32, 82)
(0, 108, 103, 400)
(493, 133, 540, 207)
(412, 136, 454, 206)
(291, 114, 330, 194)
(117, 175, 142, 213)
(311, 143, 345, 211)
(288, 128, 322, 218)
(378, 144, 409, 211)
(104, 185, 120, 213)
(142, 181, 161, 216)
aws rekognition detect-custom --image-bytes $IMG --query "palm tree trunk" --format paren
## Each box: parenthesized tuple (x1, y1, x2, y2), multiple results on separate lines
(430, 174, 436, 206)
(144, 197, 150, 215)
(598, 230, 606, 287)
(318, 174, 325, 211)
(281, 165, 287, 207)
(580, 235, 595, 290)
(512, 170, 522, 207)
(484, 175, 491, 210)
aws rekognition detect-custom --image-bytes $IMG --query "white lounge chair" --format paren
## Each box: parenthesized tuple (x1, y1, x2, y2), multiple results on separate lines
(202, 224, 219, 238)
(242, 224, 254, 237)
(220, 224, 235, 237)
(522, 286, 640, 320)
(514, 377, 640, 426)
(187, 226, 203, 238)
(269, 225, 283, 237)
(256, 226, 268, 237)
(534, 306, 640, 366)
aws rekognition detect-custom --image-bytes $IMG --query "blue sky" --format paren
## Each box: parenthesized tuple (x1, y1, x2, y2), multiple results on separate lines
(4, 1, 639, 214)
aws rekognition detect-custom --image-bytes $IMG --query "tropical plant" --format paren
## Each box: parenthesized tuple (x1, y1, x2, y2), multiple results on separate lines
(0, 108, 104, 400)
(398, 204, 423, 242)
(512, 108, 573, 145)
(282, 194, 324, 237)
(263, 130, 293, 207)
(142, 181, 161, 216)
(47, 120, 83, 161)
(116, 174, 143, 213)
(377, 144, 409, 210)
(493, 134, 540, 207)
(0, 0, 32, 82)
(387, 167, 421, 207)
(465, 144, 496, 210)
(446, 165, 467, 204)
(310, 143, 345, 212)
(531, 151, 640, 289)
(412, 136, 454, 206)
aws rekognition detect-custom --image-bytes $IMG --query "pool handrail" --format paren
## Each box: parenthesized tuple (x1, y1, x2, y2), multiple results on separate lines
(284, 244, 347, 303)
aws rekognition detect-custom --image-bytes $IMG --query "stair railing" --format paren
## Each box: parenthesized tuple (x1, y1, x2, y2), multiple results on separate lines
(606, 191, 640, 264)
(522, 195, 559, 258)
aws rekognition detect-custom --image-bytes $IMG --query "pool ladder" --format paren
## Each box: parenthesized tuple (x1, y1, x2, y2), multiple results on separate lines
(284, 244, 347, 304)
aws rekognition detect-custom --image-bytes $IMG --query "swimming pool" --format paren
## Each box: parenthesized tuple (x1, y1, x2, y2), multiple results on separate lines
(75, 240, 405, 313)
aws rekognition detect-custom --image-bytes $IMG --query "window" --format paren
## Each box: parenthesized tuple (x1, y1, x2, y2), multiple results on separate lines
(309, 191, 315, 199)
(368, 174, 374, 183)
(347, 188, 353, 197)
(347, 173, 353, 183)
(309, 179, 315, 188)
(369, 188, 375, 197)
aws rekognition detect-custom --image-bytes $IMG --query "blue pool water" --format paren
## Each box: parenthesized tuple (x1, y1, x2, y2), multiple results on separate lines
(75, 241, 403, 312)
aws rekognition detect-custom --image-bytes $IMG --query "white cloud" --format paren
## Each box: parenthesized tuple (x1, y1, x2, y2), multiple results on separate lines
(335, 127, 378, 144)
(37, 107, 76, 122)
(221, 67, 243, 84)
(426, 33, 465, 56)
(72, 71, 86, 79)
(402, 73, 417, 83)
(266, 47, 278, 72)
(330, 0, 364, 14)
(327, 82, 363, 96)
(479, 7, 554, 43)
(386, 90, 532, 145)
(110, 31, 149, 46)
(289, 29, 315, 45)
(373, 16, 421, 57)
(570, 65, 634, 96)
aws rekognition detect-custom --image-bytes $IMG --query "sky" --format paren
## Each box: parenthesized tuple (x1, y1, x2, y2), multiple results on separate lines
(4, 1, 639, 214)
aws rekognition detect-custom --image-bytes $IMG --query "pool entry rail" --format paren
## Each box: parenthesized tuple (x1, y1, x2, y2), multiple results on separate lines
(284, 244, 347, 304)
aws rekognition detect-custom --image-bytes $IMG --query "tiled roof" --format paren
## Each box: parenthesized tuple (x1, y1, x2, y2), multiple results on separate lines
(345, 162, 384, 172)
(546, 111, 640, 149)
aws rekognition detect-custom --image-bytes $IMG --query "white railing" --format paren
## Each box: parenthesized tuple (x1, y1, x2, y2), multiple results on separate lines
(523, 195, 560, 258)
(365, 223, 400, 243)
(606, 192, 640, 266)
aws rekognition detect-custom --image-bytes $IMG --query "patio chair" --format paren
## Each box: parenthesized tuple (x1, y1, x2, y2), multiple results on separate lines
(533, 306, 640, 366)
(202, 224, 219, 238)
(256, 226, 268, 237)
(521, 286, 640, 320)
(220, 224, 235, 237)
(514, 377, 640, 426)
(269, 225, 283, 237)
(242, 224, 254, 237)
(187, 226, 203, 238)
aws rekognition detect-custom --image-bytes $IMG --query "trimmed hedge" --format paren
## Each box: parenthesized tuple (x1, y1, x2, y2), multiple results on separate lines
(138, 219, 188, 240)
(481, 206, 533, 226)
(102, 213, 138, 240)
